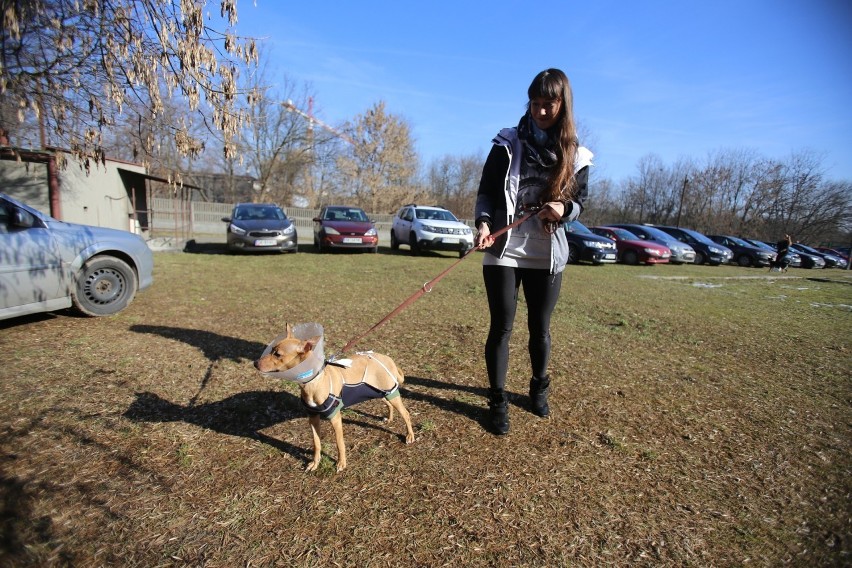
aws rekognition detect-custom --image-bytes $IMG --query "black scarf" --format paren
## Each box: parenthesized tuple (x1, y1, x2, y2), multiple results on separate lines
(517, 112, 559, 169)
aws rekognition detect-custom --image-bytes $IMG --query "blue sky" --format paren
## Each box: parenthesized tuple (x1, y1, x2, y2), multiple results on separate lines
(233, 1, 852, 183)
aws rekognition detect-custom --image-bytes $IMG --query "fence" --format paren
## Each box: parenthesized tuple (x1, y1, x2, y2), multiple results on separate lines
(148, 198, 404, 243)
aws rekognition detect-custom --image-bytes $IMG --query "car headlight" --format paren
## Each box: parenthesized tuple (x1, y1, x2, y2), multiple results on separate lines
(708, 246, 722, 254)
(283, 225, 295, 235)
(420, 223, 439, 233)
(366, 228, 377, 236)
(583, 240, 604, 248)
(324, 226, 340, 235)
(644, 248, 662, 256)
(229, 223, 246, 235)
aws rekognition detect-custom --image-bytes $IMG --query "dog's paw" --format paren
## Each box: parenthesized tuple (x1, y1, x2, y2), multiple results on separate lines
(305, 461, 320, 472)
(335, 460, 347, 473)
(404, 433, 415, 444)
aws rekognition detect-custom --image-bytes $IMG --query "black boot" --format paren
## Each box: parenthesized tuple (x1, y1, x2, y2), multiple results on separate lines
(488, 388, 509, 435)
(529, 376, 551, 418)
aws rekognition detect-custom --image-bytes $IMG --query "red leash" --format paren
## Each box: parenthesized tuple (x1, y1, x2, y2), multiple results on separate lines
(335, 210, 539, 356)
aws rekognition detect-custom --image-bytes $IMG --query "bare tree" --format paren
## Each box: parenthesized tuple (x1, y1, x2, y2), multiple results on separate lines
(424, 153, 483, 218)
(336, 101, 418, 213)
(1, 0, 257, 164)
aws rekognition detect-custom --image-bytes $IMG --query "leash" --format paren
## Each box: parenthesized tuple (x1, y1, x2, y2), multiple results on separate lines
(332, 208, 543, 356)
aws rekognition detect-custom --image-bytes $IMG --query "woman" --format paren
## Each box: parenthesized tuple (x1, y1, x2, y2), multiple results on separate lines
(474, 68, 593, 435)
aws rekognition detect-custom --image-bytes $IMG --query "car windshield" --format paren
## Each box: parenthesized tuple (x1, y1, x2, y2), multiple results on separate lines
(681, 228, 715, 245)
(638, 226, 678, 243)
(795, 243, 819, 254)
(234, 206, 286, 221)
(416, 209, 457, 221)
(725, 236, 751, 247)
(325, 208, 368, 222)
(566, 221, 592, 234)
(609, 228, 638, 240)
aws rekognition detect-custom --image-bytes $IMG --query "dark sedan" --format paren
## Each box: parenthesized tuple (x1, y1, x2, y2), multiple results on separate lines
(222, 203, 298, 253)
(655, 225, 733, 266)
(786, 243, 826, 269)
(708, 235, 776, 267)
(564, 220, 617, 265)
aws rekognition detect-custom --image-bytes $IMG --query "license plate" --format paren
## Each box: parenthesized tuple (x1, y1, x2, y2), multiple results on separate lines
(442, 238, 459, 244)
(604, 253, 616, 260)
(254, 239, 277, 246)
(343, 237, 362, 244)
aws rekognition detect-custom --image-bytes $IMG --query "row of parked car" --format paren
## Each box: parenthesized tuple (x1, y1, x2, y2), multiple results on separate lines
(566, 220, 848, 269)
(221, 202, 849, 269)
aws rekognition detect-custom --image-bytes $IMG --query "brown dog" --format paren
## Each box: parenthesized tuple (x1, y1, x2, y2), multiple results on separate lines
(254, 323, 415, 472)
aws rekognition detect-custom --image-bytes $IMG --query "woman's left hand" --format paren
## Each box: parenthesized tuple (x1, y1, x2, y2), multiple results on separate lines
(538, 201, 565, 222)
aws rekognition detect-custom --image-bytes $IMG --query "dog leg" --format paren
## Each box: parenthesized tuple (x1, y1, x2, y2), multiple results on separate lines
(388, 397, 415, 444)
(306, 414, 323, 472)
(383, 399, 396, 423)
(328, 413, 347, 472)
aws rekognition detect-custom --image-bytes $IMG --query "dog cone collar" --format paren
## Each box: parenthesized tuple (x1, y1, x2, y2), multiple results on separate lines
(259, 322, 327, 384)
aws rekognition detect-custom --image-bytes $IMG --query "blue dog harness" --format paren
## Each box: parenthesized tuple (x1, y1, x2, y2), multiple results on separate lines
(301, 353, 401, 420)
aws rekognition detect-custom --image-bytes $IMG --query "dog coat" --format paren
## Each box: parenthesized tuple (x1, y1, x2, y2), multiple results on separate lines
(302, 353, 401, 420)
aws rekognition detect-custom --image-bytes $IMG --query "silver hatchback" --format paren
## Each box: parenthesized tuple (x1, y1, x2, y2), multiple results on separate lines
(1, 193, 154, 320)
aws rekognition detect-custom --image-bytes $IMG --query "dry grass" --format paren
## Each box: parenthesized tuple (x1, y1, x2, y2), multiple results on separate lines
(2, 246, 850, 567)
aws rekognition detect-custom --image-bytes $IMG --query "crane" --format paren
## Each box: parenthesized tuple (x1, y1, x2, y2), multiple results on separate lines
(281, 98, 357, 147)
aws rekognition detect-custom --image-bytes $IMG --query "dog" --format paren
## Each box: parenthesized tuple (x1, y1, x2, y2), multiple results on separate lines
(254, 323, 414, 472)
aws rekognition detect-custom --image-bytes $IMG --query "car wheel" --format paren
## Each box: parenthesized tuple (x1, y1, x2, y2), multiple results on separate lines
(408, 232, 420, 255)
(567, 243, 579, 264)
(390, 230, 399, 250)
(622, 249, 639, 265)
(694, 251, 706, 265)
(737, 254, 752, 267)
(71, 255, 138, 317)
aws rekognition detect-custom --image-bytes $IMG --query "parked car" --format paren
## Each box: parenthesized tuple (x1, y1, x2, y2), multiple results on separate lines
(590, 226, 672, 265)
(606, 224, 696, 264)
(390, 204, 473, 257)
(741, 238, 802, 268)
(312, 205, 378, 253)
(785, 243, 826, 269)
(0, 193, 154, 320)
(563, 220, 617, 265)
(814, 247, 849, 262)
(793, 243, 845, 269)
(707, 235, 775, 267)
(221, 202, 297, 253)
(653, 225, 732, 265)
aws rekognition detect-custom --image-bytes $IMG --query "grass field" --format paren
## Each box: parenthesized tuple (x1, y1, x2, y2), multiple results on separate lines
(2, 246, 850, 567)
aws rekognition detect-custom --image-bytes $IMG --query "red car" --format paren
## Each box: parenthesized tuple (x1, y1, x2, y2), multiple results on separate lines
(312, 205, 379, 253)
(590, 226, 672, 265)
(814, 247, 848, 262)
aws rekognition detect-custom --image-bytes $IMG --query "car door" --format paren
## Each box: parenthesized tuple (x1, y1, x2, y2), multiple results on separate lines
(0, 199, 68, 316)
(394, 207, 414, 241)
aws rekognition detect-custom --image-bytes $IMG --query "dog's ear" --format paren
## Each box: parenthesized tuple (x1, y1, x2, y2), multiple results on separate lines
(285, 323, 293, 338)
(302, 335, 322, 354)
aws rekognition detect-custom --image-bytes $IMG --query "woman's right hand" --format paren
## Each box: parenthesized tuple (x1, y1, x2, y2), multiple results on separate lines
(475, 224, 495, 249)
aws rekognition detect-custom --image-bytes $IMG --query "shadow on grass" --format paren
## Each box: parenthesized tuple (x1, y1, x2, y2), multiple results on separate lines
(402, 375, 528, 433)
(130, 325, 265, 362)
(124, 391, 308, 461)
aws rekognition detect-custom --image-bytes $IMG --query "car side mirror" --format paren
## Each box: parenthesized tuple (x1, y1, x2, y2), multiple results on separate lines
(221, 217, 231, 223)
(312, 217, 321, 222)
(11, 207, 35, 229)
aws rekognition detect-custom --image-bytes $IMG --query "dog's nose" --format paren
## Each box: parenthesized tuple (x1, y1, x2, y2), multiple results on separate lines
(253, 360, 261, 370)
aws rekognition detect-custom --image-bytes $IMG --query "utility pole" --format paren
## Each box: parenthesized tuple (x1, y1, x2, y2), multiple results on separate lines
(676, 176, 689, 228)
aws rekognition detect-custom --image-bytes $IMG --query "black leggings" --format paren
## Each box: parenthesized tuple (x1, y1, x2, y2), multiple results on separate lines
(483, 265, 563, 391)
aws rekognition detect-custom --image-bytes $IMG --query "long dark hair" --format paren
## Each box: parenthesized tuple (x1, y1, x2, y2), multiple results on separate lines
(526, 68, 579, 202)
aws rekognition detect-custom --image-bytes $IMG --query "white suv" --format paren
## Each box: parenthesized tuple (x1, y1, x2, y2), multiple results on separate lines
(390, 204, 474, 257)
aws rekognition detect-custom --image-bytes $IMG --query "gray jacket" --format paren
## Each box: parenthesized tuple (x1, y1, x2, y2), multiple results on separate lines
(474, 127, 593, 274)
